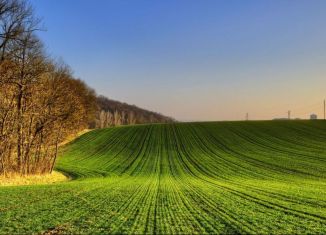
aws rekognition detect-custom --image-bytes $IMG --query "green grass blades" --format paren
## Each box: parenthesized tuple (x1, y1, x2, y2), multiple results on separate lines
(1, 121, 326, 234)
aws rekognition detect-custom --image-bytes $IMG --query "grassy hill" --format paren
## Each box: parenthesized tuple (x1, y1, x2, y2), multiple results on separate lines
(1, 121, 326, 234)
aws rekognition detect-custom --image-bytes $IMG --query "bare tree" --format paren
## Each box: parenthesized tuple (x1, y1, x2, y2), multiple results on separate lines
(99, 110, 106, 128)
(0, 0, 40, 61)
(128, 111, 136, 125)
(106, 111, 113, 126)
(114, 110, 121, 126)
(0, 0, 97, 176)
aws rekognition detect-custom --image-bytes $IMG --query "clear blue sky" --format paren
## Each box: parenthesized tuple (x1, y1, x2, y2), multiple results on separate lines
(31, 0, 326, 121)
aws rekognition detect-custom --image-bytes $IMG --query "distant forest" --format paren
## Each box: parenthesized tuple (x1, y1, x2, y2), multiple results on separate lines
(0, 0, 173, 176)
(92, 96, 175, 128)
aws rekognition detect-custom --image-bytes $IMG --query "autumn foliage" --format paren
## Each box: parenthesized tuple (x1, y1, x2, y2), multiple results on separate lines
(0, 0, 96, 175)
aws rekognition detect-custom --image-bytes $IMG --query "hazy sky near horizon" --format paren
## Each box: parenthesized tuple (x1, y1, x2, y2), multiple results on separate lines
(31, 0, 326, 121)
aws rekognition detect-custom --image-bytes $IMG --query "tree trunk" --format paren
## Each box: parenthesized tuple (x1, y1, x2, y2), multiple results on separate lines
(50, 129, 61, 173)
(16, 86, 23, 174)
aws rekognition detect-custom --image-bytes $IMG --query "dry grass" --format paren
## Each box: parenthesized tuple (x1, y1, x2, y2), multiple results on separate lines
(59, 129, 92, 147)
(0, 129, 88, 187)
(0, 171, 68, 186)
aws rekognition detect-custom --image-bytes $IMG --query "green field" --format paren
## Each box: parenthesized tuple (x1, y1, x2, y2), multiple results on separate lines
(1, 121, 326, 234)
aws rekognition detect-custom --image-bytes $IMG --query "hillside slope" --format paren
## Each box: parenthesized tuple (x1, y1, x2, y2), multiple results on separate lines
(1, 121, 326, 234)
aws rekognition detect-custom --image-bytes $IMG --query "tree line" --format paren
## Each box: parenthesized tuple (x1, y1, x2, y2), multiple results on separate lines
(92, 96, 174, 128)
(0, 0, 174, 176)
(0, 0, 97, 175)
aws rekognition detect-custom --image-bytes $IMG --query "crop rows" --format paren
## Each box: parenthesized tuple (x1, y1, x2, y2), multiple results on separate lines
(0, 121, 326, 234)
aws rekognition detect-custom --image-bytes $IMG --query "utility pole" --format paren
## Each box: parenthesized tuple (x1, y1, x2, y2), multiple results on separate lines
(323, 99, 325, 120)
(288, 110, 291, 120)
